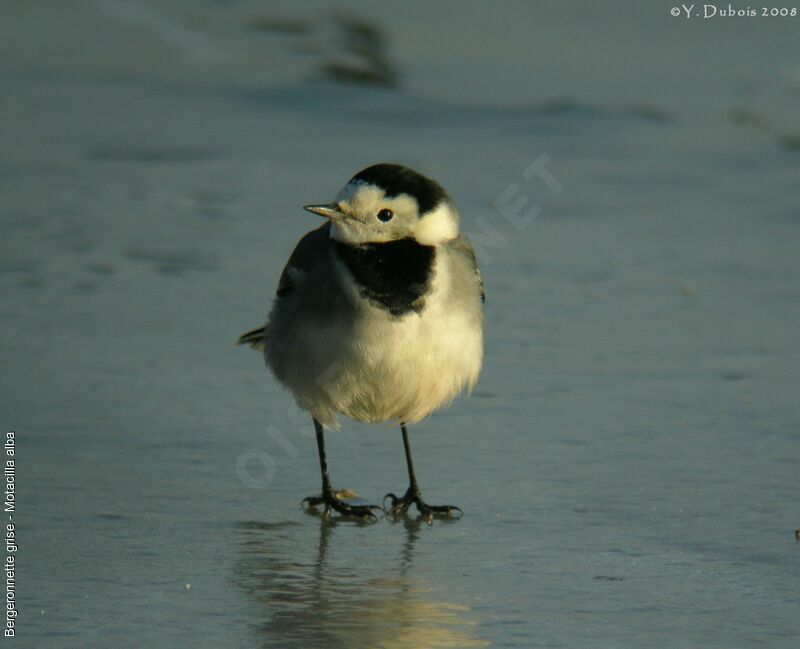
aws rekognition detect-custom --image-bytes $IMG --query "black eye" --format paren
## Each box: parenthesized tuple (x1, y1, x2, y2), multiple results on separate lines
(377, 208, 394, 222)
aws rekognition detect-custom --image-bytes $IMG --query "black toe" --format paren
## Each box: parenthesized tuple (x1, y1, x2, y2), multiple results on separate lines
(382, 486, 462, 523)
(302, 490, 381, 522)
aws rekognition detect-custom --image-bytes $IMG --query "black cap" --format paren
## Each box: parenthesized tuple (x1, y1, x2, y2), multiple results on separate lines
(349, 163, 449, 215)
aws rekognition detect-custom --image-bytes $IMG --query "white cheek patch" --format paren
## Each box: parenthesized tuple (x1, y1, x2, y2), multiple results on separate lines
(414, 202, 459, 244)
(329, 220, 365, 244)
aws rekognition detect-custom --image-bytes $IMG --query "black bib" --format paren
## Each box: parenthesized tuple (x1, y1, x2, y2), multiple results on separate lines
(335, 239, 435, 316)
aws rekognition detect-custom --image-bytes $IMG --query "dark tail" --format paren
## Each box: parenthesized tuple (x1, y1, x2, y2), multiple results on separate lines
(237, 326, 267, 352)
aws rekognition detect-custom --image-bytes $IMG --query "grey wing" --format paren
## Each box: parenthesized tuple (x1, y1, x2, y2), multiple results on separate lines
(274, 221, 332, 298)
(447, 234, 485, 303)
(237, 221, 332, 351)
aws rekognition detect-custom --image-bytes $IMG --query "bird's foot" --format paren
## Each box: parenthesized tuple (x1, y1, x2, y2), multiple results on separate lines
(302, 488, 381, 522)
(383, 485, 463, 524)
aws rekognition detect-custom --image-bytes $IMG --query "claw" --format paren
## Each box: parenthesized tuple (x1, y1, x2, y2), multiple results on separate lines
(382, 486, 462, 523)
(382, 492, 410, 514)
(302, 491, 381, 522)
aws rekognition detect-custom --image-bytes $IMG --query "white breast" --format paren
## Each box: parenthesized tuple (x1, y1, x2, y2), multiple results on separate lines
(321, 251, 484, 426)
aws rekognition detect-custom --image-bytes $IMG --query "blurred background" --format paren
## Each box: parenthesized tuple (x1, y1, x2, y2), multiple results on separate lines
(1, 1, 799, 647)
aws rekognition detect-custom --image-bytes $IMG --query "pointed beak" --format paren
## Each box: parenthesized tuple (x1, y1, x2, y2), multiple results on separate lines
(303, 203, 347, 220)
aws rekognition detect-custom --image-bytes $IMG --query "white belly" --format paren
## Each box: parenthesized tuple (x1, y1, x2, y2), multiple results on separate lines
(268, 250, 484, 429)
(329, 298, 483, 425)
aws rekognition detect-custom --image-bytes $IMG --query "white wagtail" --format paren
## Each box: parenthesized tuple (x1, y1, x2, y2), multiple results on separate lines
(238, 163, 484, 521)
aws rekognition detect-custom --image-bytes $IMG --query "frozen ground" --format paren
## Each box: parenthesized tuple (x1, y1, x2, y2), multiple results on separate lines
(1, 1, 799, 647)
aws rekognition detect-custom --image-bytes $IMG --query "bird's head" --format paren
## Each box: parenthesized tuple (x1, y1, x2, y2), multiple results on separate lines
(304, 163, 459, 246)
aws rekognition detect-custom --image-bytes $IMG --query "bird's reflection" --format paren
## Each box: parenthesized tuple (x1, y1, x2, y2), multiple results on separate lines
(236, 515, 489, 648)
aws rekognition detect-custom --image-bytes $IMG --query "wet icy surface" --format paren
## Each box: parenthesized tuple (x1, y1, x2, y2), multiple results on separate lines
(1, 1, 799, 647)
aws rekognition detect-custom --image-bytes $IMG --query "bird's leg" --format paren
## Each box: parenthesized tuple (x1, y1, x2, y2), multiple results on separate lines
(383, 424, 462, 523)
(302, 418, 381, 521)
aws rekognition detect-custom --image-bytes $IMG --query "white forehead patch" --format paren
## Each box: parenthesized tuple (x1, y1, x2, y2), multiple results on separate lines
(336, 181, 420, 216)
(336, 181, 384, 211)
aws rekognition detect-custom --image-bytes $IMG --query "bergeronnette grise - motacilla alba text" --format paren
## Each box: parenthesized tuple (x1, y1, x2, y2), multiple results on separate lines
(238, 163, 484, 522)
